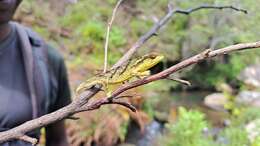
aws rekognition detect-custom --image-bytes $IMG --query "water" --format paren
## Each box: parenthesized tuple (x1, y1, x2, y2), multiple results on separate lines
(136, 120, 163, 146)
(123, 91, 228, 146)
(156, 91, 228, 126)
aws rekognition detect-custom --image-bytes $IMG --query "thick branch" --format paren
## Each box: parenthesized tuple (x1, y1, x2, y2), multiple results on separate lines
(112, 5, 247, 69)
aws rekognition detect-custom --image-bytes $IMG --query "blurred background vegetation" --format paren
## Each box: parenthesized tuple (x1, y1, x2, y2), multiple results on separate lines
(15, 0, 260, 146)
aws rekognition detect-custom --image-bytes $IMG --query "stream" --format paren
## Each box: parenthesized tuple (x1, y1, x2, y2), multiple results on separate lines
(123, 91, 228, 146)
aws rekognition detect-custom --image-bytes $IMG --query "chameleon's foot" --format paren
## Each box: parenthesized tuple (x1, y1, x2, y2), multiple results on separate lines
(135, 70, 151, 79)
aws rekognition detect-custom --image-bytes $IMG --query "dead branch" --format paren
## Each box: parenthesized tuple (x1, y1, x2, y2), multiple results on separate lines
(0, 41, 259, 144)
(112, 5, 247, 69)
(166, 77, 191, 86)
(0, 3, 251, 145)
(18, 135, 38, 146)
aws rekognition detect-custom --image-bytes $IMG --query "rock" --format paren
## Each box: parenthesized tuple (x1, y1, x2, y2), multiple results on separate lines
(246, 119, 260, 142)
(238, 64, 260, 88)
(154, 111, 168, 123)
(125, 120, 163, 146)
(236, 91, 260, 107)
(204, 93, 228, 111)
(217, 83, 233, 94)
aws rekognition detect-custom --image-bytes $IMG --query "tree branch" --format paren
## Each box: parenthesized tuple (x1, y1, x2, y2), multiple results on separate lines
(18, 135, 38, 146)
(112, 5, 247, 69)
(0, 3, 251, 145)
(109, 42, 260, 99)
(0, 41, 259, 144)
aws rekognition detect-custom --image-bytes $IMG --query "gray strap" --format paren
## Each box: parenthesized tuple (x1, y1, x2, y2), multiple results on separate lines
(12, 22, 38, 118)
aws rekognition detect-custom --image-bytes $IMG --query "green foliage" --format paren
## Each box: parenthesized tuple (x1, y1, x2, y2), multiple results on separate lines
(118, 121, 129, 141)
(252, 137, 260, 146)
(109, 27, 127, 49)
(186, 53, 247, 88)
(217, 107, 260, 146)
(160, 107, 215, 146)
(80, 21, 105, 42)
(142, 97, 158, 118)
(219, 126, 249, 146)
(130, 19, 153, 39)
(160, 107, 257, 146)
(231, 107, 260, 127)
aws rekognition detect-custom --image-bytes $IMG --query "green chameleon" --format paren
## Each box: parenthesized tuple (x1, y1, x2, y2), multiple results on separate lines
(76, 53, 164, 95)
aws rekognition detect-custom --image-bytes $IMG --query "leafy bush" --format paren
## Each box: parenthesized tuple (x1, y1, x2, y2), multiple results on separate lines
(160, 107, 215, 146)
(219, 126, 249, 146)
(231, 107, 260, 127)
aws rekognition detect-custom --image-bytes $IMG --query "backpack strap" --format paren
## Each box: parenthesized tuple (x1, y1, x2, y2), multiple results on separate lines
(12, 22, 50, 118)
(29, 37, 51, 116)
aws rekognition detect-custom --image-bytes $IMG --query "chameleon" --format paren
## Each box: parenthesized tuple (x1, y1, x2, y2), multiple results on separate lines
(75, 53, 164, 95)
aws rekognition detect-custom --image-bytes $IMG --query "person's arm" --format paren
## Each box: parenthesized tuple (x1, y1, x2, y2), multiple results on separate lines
(45, 121, 69, 146)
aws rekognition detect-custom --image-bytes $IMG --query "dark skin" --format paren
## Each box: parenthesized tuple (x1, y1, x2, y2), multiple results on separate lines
(0, 0, 69, 146)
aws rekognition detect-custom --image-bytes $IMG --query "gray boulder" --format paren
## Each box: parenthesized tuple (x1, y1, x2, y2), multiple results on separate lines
(236, 91, 260, 107)
(204, 93, 228, 111)
(238, 64, 260, 88)
(246, 119, 260, 142)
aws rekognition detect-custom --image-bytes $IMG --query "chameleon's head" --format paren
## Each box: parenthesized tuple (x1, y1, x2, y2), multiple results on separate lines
(134, 53, 164, 72)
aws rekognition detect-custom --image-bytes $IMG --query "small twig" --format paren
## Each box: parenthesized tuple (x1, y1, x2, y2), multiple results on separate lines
(112, 5, 247, 69)
(18, 135, 38, 145)
(66, 116, 80, 120)
(113, 95, 133, 99)
(104, 101, 137, 112)
(175, 5, 247, 15)
(76, 98, 136, 112)
(104, 0, 124, 73)
(166, 77, 191, 86)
